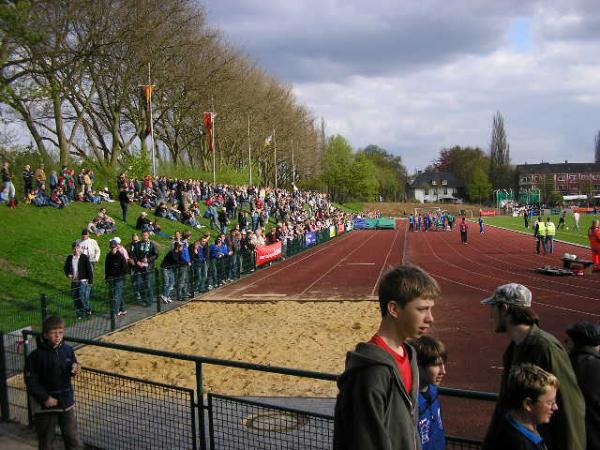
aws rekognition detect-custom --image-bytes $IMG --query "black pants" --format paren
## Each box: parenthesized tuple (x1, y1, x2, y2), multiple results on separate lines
(536, 236, 546, 254)
(120, 202, 128, 223)
(35, 409, 81, 450)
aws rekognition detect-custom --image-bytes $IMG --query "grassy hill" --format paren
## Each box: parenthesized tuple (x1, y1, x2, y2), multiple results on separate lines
(0, 200, 236, 331)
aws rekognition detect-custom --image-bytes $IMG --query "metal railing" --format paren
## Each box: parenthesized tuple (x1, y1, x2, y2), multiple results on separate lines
(4, 331, 496, 449)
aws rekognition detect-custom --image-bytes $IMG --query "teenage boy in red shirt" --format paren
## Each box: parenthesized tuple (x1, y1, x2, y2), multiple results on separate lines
(334, 264, 441, 450)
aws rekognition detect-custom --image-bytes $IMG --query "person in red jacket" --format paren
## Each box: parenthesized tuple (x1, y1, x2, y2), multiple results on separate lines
(587, 220, 600, 266)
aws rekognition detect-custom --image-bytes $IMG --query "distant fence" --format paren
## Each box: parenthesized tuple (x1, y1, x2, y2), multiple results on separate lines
(0, 332, 496, 449)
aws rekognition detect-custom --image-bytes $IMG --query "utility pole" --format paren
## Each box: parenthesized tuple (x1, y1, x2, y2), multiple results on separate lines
(139, 63, 157, 177)
(273, 129, 277, 189)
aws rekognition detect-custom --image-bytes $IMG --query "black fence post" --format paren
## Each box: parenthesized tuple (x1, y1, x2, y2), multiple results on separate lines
(195, 361, 207, 450)
(0, 332, 11, 422)
(22, 330, 32, 427)
(109, 281, 116, 331)
(155, 269, 161, 313)
(40, 294, 48, 322)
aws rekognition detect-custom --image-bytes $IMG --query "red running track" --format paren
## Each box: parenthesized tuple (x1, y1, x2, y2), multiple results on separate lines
(201, 222, 600, 438)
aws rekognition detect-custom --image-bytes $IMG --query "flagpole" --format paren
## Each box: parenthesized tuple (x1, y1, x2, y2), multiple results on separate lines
(148, 63, 156, 177)
(291, 139, 295, 185)
(211, 97, 216, 185)
(247, 113, 252, 186)
(273, 129, 277, 190)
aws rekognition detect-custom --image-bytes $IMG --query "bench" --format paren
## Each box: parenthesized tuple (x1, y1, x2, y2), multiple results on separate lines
(562, 258, 594, 275)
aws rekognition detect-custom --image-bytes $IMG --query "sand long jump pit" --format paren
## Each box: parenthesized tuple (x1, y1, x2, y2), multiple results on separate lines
(77, 300, 380, 397)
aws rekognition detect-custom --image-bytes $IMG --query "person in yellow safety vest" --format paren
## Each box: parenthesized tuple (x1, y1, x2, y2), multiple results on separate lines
(545, 217, 556, 254)
(534, 216, 547, 255)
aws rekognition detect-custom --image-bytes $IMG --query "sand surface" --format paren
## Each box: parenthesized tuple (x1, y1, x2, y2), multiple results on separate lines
(78, 301, 380, 397)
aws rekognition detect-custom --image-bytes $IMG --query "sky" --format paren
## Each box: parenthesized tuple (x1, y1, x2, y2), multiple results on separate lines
(203, 0, 600, 172)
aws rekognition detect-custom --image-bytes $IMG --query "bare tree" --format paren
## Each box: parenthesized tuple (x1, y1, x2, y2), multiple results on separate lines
(594, 130, 600, 163)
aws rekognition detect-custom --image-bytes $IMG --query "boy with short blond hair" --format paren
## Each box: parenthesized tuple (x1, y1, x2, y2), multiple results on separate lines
(484, 363, 559, 450)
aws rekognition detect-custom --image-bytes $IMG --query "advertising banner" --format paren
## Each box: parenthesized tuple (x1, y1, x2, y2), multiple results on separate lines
(305, 231, 317, 247)
(329, 226, 336, 238)
(256, 242, 282, 267)
(479, 210, 497, 217)
(337, 224, 345, 235)
(353, 218, 367, 230)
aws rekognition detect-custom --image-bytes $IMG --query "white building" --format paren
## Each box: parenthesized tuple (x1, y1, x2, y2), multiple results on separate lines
(409, 171, 462, 203)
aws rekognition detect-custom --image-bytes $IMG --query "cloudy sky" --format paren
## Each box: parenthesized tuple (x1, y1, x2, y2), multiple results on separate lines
(203, 0, 600, 172)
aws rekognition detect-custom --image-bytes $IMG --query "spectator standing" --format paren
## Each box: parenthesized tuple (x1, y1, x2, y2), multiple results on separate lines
(160, 242, 183, 303)
(545, 217, 556, 254)
(25, 315, 82, 450)
(333, 265, 440, 450)
(523, 209, 529, 228)
(533, 217, 546, 255)
(191, 236, 209, 293)
(415, 336, 448, 450)
(483, 364, 559, 450)
(78, 229, 101, 271)
(131, 230, 159, 306)
(119, 188, 131, 223)
(105, 239, 129, 316)
(478, 216, 485, 234)
(557, 210, 566, 230)
(565, 322, 600, 450)
(459, 217, 468, 244)
(23, 164, 34, 196)
(587, 220, 600, 267)
(481, 283, 585, 450)
(218, 206, 229, 234)
(2, 161, 16, 201)
(64, 241, 93, 318)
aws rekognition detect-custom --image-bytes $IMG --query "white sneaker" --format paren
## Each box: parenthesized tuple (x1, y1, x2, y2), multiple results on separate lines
(167, 297, 173, 303)
(160, 295, 168, 304)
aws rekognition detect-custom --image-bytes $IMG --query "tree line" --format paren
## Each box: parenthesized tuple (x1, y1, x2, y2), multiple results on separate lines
(0, 0, 322, 187)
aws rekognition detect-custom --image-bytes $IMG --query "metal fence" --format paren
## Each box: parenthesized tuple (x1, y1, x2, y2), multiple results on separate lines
(1, 332, 495, 449)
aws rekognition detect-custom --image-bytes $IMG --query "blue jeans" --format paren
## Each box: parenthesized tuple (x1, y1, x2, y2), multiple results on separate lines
(176, 266, 189, 300)
(193, 261, 208, 292)
(72, 280, 91, 316)
(109, 278, 125, 314)
(3, 181, 15, 199)
(229, 253, 241, 279)
(163, 268, 176, 299)
(545, 236, 554, 254)
(136, 271, 154, 305)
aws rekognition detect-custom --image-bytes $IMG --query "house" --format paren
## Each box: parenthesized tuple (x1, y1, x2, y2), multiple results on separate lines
(516, 161, 600, 196)
(409, 170, 462, 203)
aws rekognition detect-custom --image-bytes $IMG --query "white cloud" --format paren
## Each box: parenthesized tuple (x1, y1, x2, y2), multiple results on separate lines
(204, 0, 600, 170)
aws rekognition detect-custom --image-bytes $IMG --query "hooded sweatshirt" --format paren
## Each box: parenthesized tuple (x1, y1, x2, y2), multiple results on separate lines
(334, 342, 421, 450)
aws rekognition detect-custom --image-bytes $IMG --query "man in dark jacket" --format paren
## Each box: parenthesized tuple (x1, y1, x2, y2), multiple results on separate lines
(481, 283, 585, 450)
(25, 315, 82, 449)
(131, 230, 159, 306)
(105, 239, 129, 316)
(334, 264, 441, 450)
(160, 242, 184, 303)
(565, 322, 600, 450)
(64, 241, 94, 318)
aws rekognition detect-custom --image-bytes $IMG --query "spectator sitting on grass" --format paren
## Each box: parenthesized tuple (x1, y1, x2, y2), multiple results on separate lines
(136, 211, 155, 234)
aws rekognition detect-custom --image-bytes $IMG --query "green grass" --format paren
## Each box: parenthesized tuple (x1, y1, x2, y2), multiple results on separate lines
(0, 200, 275, 331)
(483, 214, 594, 247)
(335, 202, 364, 214)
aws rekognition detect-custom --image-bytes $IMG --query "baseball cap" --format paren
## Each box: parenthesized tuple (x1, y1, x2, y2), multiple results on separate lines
(481, 283, 532, 308)
(110, 240, 119, 248)
(566, 322, 600, 346)
(112, 237, 121, 245)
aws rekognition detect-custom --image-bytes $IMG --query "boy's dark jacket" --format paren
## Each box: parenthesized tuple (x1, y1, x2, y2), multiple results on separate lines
(333, 342, 421, 450)
(24, 335, 77, 415)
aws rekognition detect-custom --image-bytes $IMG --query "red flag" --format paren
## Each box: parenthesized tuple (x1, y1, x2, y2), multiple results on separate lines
(141, 85, 154, 137)
(204, 112, 215, 153)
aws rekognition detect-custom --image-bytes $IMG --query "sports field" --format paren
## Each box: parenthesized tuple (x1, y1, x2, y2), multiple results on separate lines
(78, 220, 600, 439)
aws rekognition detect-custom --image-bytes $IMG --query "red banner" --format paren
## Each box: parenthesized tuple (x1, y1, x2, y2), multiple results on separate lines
(256, 242, 282, 267)
(479, 210, 497, 217)
(337, 224, 345, 234)
(203, 112, 215, 153)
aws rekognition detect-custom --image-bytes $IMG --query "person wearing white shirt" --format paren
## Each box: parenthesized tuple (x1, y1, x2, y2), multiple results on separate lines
(78, 228, 101, 269)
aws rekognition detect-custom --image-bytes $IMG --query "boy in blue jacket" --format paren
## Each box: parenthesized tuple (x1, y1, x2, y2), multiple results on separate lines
(415, 335, 448, 450)
(25, 315, 81, 449)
